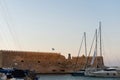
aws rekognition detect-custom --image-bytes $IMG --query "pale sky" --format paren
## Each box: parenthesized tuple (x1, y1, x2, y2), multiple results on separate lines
(0, 0, 120, 66)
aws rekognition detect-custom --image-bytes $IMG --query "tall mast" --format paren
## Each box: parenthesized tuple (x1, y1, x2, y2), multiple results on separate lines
(96, 29, 97, 57)
(96, 29, 98, 67)
(90, 29, 98, 66)
(99, 22, 102, 56)
(84, 32, 87, 57)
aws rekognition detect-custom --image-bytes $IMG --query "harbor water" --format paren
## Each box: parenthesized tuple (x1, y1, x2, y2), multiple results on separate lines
(38, 74, 120, 80)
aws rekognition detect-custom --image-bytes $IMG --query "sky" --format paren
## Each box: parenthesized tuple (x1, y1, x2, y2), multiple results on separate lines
(0, 0, 120, 66)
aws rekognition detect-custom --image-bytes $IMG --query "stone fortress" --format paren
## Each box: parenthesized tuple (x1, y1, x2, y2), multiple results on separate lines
(0, 50, 104, 73)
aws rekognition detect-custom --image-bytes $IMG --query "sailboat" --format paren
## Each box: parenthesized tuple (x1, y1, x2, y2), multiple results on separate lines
(84, 27, 103, 76)
(84, 22, 120, 78)
(71, 32, 87, 76)
(72, 22, 104, 76)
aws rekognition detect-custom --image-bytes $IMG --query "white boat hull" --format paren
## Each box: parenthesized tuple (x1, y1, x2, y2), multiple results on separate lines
(85, 68, 120, 77)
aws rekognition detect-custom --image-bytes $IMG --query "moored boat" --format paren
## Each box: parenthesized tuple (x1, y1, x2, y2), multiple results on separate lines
(84, 22, 120, 78)
(0, 68, 29, 80)
(71, 32, 87, 76)
(71, 70, 85, 76)
(85, 67, 120, 77)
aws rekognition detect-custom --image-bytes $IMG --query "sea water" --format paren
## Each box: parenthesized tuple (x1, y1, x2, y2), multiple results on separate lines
(38, 74, 120, 80)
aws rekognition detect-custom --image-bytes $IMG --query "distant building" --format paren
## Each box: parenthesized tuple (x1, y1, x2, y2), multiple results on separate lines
(0, 50, 104, 73)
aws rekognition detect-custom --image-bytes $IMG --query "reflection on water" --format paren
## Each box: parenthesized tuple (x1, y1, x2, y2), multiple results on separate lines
(38, 74, 120, 80)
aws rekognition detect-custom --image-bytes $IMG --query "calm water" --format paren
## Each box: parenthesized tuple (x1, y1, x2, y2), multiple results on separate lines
(38, 74, 120, 80)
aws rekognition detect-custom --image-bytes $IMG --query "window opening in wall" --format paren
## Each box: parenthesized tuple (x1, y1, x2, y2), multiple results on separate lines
(52, 69, 56, 72)
(21, 60, 24, 62)
(60, 69, 65, 72)
(38, 61, 40, 63)
(58, 62, 61, 64)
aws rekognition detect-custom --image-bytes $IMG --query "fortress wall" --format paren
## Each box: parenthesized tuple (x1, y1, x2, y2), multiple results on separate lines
(72, 56, 104, 70)
(0, 50, 104, 73)
(0, 52, 2, 67)
(0, 50, 67, 73)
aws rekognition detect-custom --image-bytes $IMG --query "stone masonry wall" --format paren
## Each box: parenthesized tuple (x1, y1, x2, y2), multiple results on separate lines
(0, 50, 104, 73)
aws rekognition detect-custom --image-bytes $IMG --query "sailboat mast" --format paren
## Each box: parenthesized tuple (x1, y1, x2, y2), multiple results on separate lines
(96, 29, 97, 56)
(84, 32, 87, 57)
(99, 22, 102, 56)
(96, 29, 98, 67)
(90, 29, 98, 66)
